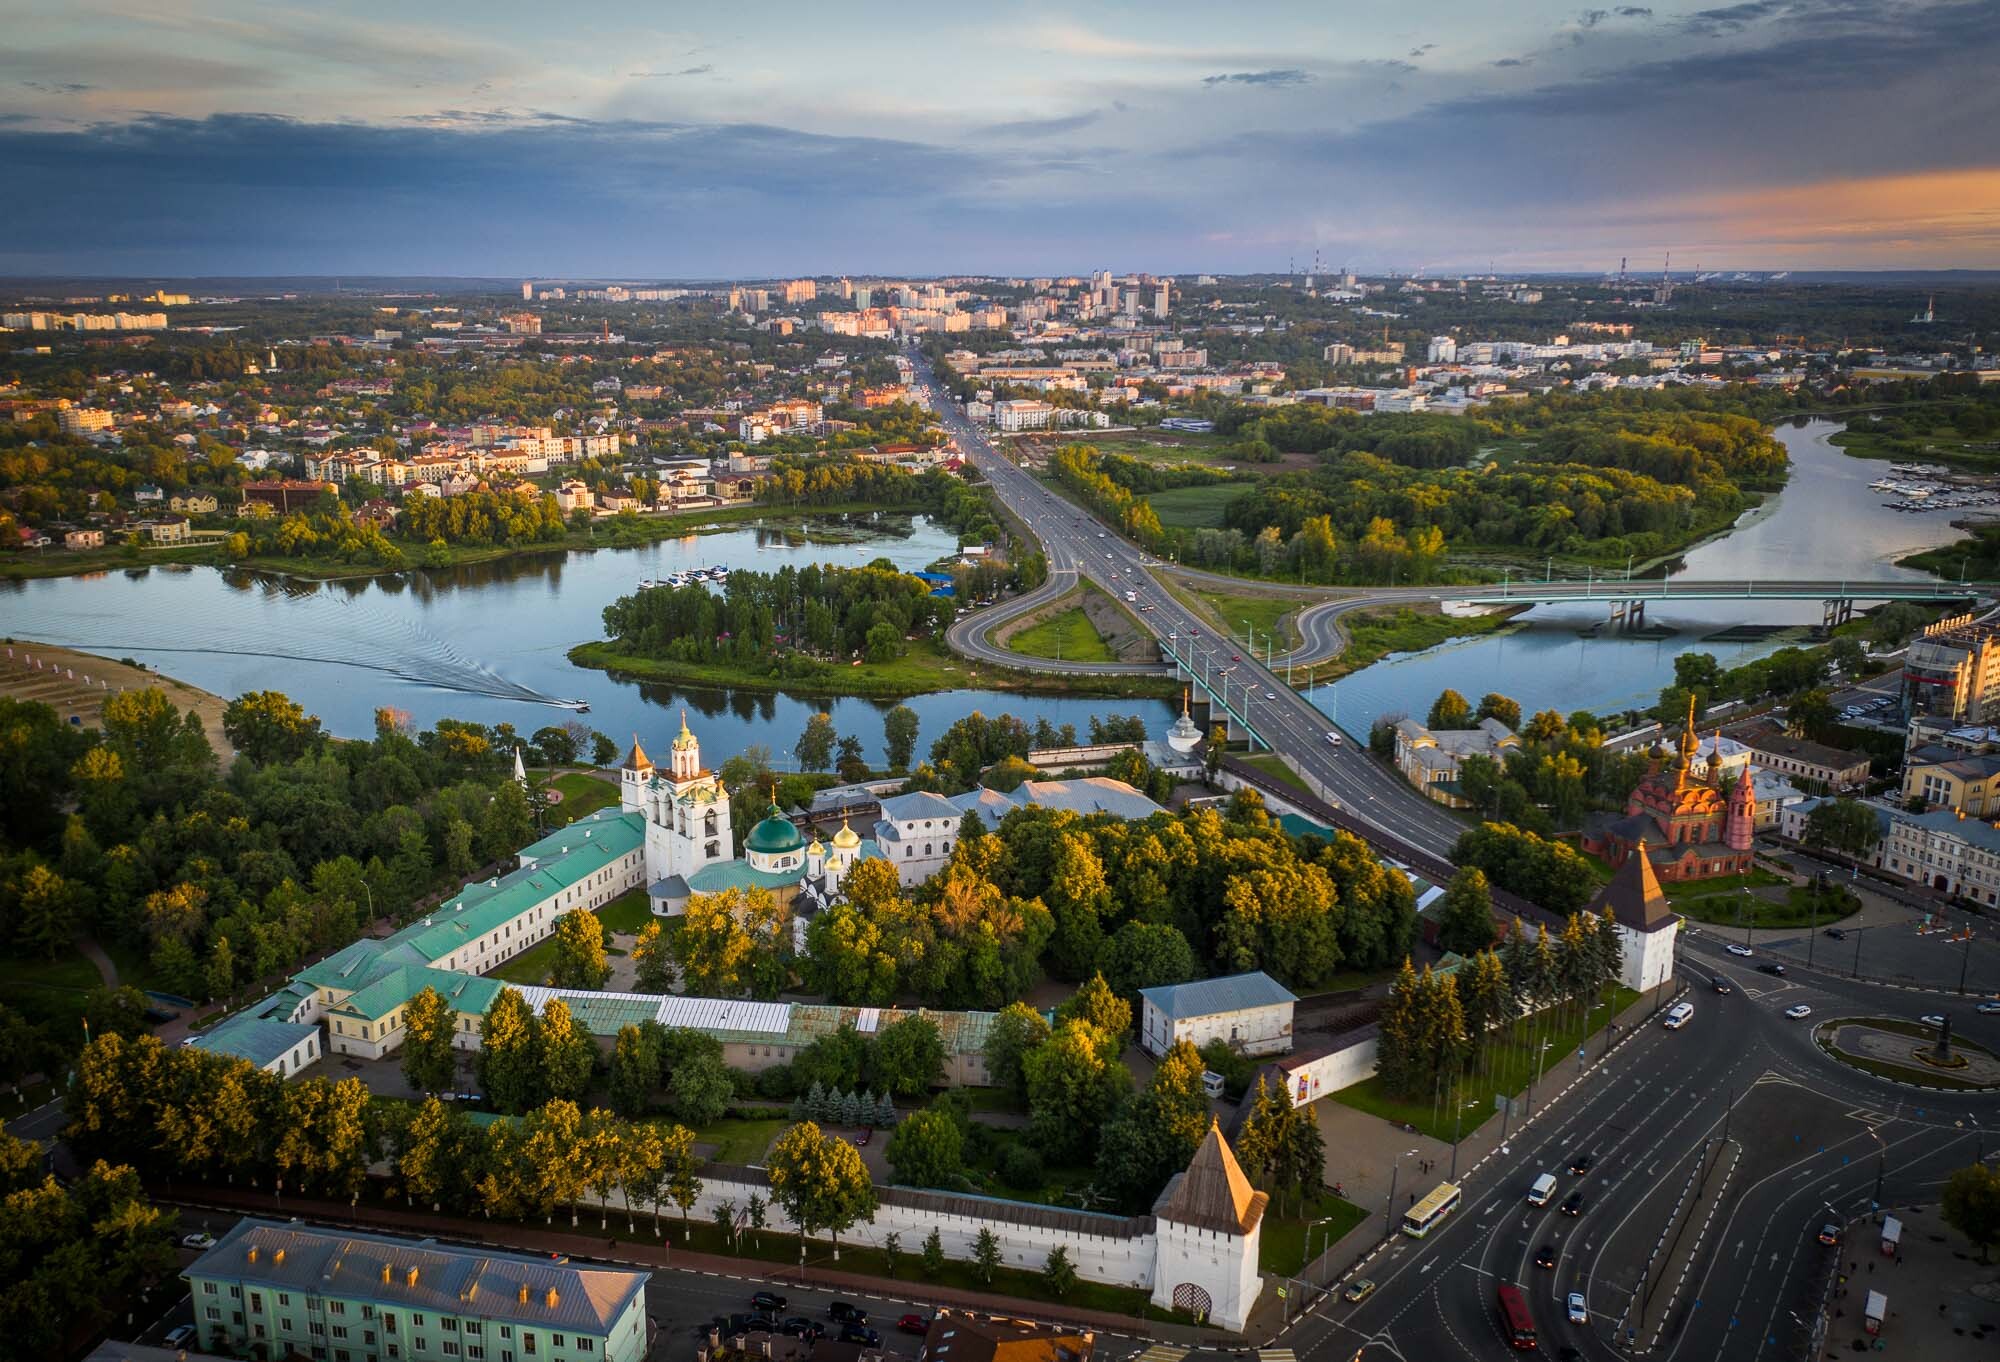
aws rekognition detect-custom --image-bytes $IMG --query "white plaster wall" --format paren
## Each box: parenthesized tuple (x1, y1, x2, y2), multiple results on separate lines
(1277, 1034, 1379, 1106)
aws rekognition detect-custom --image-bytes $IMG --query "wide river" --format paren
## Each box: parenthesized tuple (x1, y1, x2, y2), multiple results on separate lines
(0, 419, 1969, 761)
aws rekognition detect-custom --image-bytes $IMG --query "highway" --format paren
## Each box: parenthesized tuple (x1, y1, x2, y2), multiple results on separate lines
(914, 353, 1473, 859)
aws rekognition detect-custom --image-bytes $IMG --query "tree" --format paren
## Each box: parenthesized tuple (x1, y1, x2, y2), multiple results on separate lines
(539, 996, 597, 1103)
(885, 1107, 963, 1188)
(1053, 972, 1132, 1043)
(478, 988, 544, 1114)
(1943, 1162, 2000, 1262)
(921, 1226, 945, 1279)
(663, 1044, 734, 1129)
(11, 864, 78, 960)
(522, 1100, 586, 1224)
(1786, 688, 1840, 744)
(883, 705, 920, 772)
(1436, 867, 1497, 956)
(1023, 1021, 1129, 1164)
(1475, 693, 1522, 729)
(608, 1023, 661, 1118)
(400, 986, 459, 1096)
(983, 1002, 1051, 1105)
(1803, 798, 1884, 855)
(835, 735, 870, 782)
(1206, 724, 1228, 777)
(591, 731, 619, 767)
(972, 1227, 1001, 1284)
(795, 712, 838, 772)
(632, 919, 675, 993)
(1095, 1039, 1208, 1211)
(1427, 689, 1473, 730)
(871, 1015, 945, 1099)
(222, 690, 324, 765)
(397, 1096, 472, 1209)
(673, 887, 792, 998)
(656, 1123, 701, 1238)
(766, 1121, 880, 1257)
(882, 1230, 902, 1277)
(548, 908, 610, 990)
(1042, 1245, 1076, 1298)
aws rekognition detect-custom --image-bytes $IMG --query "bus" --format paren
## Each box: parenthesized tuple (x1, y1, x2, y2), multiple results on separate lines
(1402, 1182, 1462, 1238)
(1495, 1283, 1537, 1350)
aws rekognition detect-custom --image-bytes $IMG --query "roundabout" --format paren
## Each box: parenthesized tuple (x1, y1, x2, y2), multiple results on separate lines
(1813, 1015, 2000, 1090)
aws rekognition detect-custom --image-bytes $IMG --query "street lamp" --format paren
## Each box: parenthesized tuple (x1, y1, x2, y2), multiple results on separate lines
(1306, 1215, 1339, 1286)
(1525, 1040, 1554, 1117)
(1383, 1147, 1419, 1241)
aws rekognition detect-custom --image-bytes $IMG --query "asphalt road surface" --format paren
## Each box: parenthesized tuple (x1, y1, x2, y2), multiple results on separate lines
(914, 352, 1471, 861)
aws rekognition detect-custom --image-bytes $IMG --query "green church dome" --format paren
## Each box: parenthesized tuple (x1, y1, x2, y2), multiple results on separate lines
(745, 802, 805, 855)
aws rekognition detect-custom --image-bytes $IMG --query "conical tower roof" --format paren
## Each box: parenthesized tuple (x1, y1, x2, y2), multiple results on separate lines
(623, 733, 653, 771)
(1591, 839, 1673, 932)
(671, 708, 697, 753)
(1154, 1118, 1267, 1236)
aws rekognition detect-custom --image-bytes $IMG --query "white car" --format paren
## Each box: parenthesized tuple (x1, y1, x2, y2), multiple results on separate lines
(182, 1232, 217, 1249)
(1785, 1004, 1813, 1020)
(1726, 943, 1754, 957)
(1566, 1292, 1588, 1325)
(1920, 1014, 1946, 1027)
(1264, 690, 1278, 700)
(1978, 1001, 2000, 1015)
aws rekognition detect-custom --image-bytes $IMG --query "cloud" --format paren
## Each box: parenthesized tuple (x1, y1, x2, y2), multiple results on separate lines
(1579, 9, 1611, 26)
(629, 65, 714, 78)
(1617, 6, 1654, 15)
(1490, 57, 1533, 67)
(1202, 69, 1312, 88)
(974, 110, 1102, 138)
(1408, 44, 1436, 59)
(21, 80, 96, 94)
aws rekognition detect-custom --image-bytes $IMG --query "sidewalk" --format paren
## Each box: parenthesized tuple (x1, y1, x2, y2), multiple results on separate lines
(150, 1181, 1236, 1349)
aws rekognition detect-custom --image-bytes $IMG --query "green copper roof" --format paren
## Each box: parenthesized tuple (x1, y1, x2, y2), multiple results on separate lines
(744, 803, 804, 854)
(686, 858, 801, 894)
(331, 966, 503, 1022)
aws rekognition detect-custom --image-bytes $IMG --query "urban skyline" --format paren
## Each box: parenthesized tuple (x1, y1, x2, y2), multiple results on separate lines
(3, 0, 1999, 275)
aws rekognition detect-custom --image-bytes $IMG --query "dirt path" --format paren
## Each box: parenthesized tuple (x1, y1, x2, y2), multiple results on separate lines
(0, 640, 236, 762)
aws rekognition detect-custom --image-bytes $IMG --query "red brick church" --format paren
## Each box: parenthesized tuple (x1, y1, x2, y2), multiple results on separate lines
(1582, 696, 1755, 882)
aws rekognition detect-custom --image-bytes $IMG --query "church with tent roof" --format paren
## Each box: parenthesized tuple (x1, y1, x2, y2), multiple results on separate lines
(1581, 695, 1755, 883)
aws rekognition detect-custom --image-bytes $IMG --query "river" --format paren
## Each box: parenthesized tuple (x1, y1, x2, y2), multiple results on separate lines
(1308, 417, 1967, 732)
(0, 511, 1175, 764)
(0, 419, 1963, 762)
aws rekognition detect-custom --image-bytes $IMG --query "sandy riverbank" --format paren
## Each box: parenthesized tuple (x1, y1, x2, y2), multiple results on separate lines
(0, 640, 236, 761)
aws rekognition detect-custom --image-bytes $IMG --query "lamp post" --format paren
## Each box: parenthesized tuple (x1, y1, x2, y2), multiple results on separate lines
(1383, 1147, 1418, 1241)
(1306, 1215, 1338, 1286)
(1525, 1040, 1554, 1117)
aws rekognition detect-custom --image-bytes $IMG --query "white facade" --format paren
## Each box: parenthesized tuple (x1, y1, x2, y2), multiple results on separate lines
(872, 791, 962, 886)
(1138, 972, 1298, 1058)
(622, 716, 736, 913)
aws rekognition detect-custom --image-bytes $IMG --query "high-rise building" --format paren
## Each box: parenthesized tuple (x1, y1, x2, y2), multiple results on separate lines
(521, 280, 534, 300)
(1152, 283, 1170, 318)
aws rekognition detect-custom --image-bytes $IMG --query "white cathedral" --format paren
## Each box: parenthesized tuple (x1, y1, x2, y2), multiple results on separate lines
(623, 712, 874, 919)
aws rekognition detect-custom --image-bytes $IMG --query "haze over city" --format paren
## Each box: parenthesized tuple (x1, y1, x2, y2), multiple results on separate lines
(5, 0, 2000, 275)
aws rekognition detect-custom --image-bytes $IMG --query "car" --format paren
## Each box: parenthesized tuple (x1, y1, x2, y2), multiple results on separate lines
(1726, 943, 1754, 957)
(1325, 731, 1343, 746)
(1785, 1003, 1813, 1019)
(1712, 975, 1733, 994)
(181, 1232, 217, 1249)
(855, 1128, 872, 1147)
(750, 1292, 787, 1312)
(1978, 1001, 2000, 1014)
(780, 1319, 822, 1340)
(1534, 1243, 1558, 1269)
(1560, 1191, 1586, 1217)
(840, 1326, 882, 1348)
(1231, 653, 1241, 662)
(1758, 962, 1787, 976)
(1568, 1154, 1595, 1175)
(1342, 1277, 1378, 1303)
(746, 1316, 777, 1334)
(1817, 1223, 1842, 1246)
(896, 1314, 930, 1335)
(1920, 1014, 1946, 1028)
(1264, 690, 1278, 700)
(1567, 1292, 1588, 1325)
(1824, 928, 1847, 940)
(164, 1326, 196, 1350)
(828, 1302, 868, 1325)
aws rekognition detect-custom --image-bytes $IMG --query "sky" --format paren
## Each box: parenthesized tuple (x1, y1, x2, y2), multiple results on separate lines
(3, 0, 2000, 278)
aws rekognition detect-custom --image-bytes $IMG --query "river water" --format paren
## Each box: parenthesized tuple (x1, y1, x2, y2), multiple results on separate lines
(0, 419, 1965, 761)
(1308, 418, 1967, 732)
(0, 512, 1174, 764)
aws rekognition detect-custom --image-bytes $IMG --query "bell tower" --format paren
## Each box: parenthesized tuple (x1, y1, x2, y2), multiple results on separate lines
(669, 709, 701, 783)
(620, 734, 653, 812)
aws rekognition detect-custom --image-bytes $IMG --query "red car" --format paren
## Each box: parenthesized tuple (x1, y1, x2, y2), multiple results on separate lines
(897, 1315, 929, 1335)
(1232, 653, 1241, 661)
(854, 1128, 872, 1147)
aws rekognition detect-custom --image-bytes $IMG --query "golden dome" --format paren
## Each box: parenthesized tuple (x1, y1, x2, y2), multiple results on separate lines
(831, 817, 861, 849)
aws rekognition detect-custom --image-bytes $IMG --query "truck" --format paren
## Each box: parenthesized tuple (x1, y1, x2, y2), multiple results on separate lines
(1864, 1289, 1887, 1335)
(1528, 1172, 1558, 1206)
(1880, 1215, 1902, 1256)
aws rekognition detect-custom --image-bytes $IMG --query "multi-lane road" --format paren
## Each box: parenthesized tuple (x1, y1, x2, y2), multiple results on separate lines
(914, 353, 1472, 859)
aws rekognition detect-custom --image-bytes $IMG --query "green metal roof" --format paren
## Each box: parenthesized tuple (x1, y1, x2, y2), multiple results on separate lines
(744, 803, 804, 854)
(686, 859, 800, 894)
(331, 966, 504, 1022)
(516, 808, 642, 864)
(191, 1015, 319, 1067)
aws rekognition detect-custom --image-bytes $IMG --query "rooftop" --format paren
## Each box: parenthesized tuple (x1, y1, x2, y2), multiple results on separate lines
(1139, 970, 1296, 1021)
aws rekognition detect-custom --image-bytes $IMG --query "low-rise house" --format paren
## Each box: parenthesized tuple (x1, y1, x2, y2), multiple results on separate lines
(142, 516, 190, 545)
(1902, 748, 2000, 816)
(1138, 970, 1297, 1058)
(1883, 807, 2000, 904)
(1740, 728, 1872, 792)
(1393, 717, 1521, 808)
(64, 527, 104, 550)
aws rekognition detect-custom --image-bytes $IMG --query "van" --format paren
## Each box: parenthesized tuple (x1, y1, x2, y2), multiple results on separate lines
(1663, 1001, 1695, 1030)
(1528, 1173, 1558, 1206)
(1881, 1216, 1902, 1256)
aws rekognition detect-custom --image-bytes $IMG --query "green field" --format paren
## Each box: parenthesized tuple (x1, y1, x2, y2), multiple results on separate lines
(1337, 988, 1641, 1141)
(487, 888, 653, 984)
(689, 1114, 788, 1164)
(1006, 606, 1115, 663)
(1673, 881, 1861, 929)
(547, 772, 620, 826)
(1191, 586, 1303, 650)
(0, 945, 109, 1039)
(1325, 606, 1526, 682)
(1146, 482, 1254, 529)
(1260, 1192, 1369, 1275)
(1244, 751, 1312, 794)
(593, 887, 654, 935)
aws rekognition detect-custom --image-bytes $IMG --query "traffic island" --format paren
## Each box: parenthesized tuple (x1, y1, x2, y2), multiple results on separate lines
(1815, 1018, 2000, 1091)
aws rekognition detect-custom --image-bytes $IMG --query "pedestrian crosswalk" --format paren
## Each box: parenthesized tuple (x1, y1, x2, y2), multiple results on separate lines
(1134, 1346, 1187, 1362)
(1258, 1351, 1298, 1362)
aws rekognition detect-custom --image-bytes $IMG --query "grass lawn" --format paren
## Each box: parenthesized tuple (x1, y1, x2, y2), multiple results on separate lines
(488, 937, 561, 986)
(1337, 987, 1642, 1141)
(690, 1115, 788, 1165)
(1673, 882, 1860, 929)
(594, 887, 654, 935)
(1147, 483, 1254, 529)
(1260, 1192, 1369, 1276)
(1331, 606, 1525, 677)
(960, 1127, 1100, 1208)
(956, 1087, 1027, 1115)
(1817, 1017, 2000, 1091)
(1244, 752, 1312, 795)
(547, 772, 619, 826)
(0, 944, 109, 1037)
(1006, 606, 1115, 663)
(1190, 587, 1303, 651)
(488, 890, 654, 983)
(1659, 868, 1787, 903)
